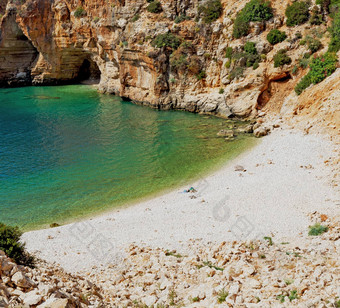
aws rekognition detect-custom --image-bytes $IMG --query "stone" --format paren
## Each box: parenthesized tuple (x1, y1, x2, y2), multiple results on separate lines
(253, 126, 270, 137)
(37, 298, 70, 308)
(143, 295, 157, 306)
(11, 271, 35, 288)
(217, 129, 234, 138)
(234, 165, 246, 172)
(22, 290, 42, 306)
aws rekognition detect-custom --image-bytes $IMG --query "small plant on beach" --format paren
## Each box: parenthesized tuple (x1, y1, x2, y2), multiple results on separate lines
(165, 250, 183, 258)
(264, 236, 273, 245)
(277, 290, 299, 303)
(217, 289, 229, 303)
(192, 296, 200, 302)
(219, 88, 225, 94)
(0, 223, 35, 267)
(308, 223, 329, 235)
(285, 279, 294, 285)
(197, 260, 224, 271)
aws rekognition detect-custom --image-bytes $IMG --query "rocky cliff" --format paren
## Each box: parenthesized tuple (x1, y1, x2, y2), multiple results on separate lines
(0, 0, 339, 120)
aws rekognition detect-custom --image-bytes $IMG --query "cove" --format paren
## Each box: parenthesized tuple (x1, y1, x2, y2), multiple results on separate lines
(0, 85, 256, 230)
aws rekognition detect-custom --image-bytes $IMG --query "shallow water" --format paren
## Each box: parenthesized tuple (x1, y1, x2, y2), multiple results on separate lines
(0, 85, 255, 230)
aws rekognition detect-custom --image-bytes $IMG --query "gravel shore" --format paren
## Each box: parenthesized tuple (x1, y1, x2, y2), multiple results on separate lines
(22, 128, 339, 275)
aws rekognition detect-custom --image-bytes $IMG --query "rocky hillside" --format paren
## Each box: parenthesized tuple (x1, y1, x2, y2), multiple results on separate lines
(0, 0, 339, 120)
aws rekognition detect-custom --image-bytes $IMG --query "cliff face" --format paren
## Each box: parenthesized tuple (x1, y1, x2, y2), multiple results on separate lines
(0, 0, 338, 120)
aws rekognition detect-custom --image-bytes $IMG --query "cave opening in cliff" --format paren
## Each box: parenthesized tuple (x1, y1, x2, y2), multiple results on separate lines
(257, 73, 292, 110)
(77, 58, 101, 84)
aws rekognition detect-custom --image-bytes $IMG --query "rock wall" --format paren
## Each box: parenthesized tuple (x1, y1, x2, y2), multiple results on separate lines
(0, 0, 338, 119)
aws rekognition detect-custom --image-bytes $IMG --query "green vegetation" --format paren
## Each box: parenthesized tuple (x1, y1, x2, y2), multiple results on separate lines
(131, 14, 140, 22)
(307, 37, 322, 53)
(225, 47, 233, 59)
(196, 70, 207, 80)
(74, 6, 86, 18)
(277, 290, 299, 303)
(174, 14, 190, 23)
(310, 6, 324, 25)
(198, 0, 223, 23)
(0, 223, 35, 267)
(197, 260, 224, 271)
(165, 250, 183, 258)
(217, 289, 229, 303)
(219, 88, 225, 94)
(308, 223, 329, 235)
(233, 0, 273, 38)
(146, 1, 162, 13)
(273, 49, 292, 67)
(192, 296, 199, 302)
(285, 1, 309, 26)
(152, 33, 181, 49)
(267, 29, 287, 45)
(229, 66, 245, 80)
(264, 236, 273, 246)
(285, 279, 294, 285)
(329, 12, 340, 52)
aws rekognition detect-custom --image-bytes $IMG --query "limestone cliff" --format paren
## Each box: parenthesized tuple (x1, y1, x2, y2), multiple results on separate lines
(0, 0, 339, 120)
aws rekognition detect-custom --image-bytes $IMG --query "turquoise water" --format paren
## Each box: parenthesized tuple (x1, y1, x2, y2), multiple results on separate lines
(0, 85, 255, 230)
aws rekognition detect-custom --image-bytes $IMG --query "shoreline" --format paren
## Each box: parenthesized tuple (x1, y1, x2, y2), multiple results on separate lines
(22, 127, 340, 274)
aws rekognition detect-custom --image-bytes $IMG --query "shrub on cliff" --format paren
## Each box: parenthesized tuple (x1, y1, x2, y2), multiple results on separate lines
(198, 0, 223, 23)
(273, 49, 292, 67)
(307, 37, 322, 53)
(267, 29, 287, 45)
(0, 223, 35, 267)
(152, 33, 181, 49)
(74, 6, 86, 18)
(295, 52, 337, 94)
(329, 12, 340, 52)
(233, 0, 273, 38)
(285, 1, 309, 26)
(147, 1, 162, 13)
(310, 6, 324, 25)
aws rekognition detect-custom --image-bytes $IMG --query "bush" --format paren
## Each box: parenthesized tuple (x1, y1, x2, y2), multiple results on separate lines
(267, 29, 287, 45)
(229, 66, 245, 80)
(196, 70, 207, 80)
(244, 41, 257, 54)
(241, 0, 273, 22)
(295, 52, 337, 94)
(0, 223, 35, 267)
(273, 49, 292, 67)
(295, 74, 312, 94)
(307, 37, 322, 53)
(74, 6, 86, 18)
(147, 1, 162, 13)
(329, 12, 340, 52)
(308, 223, 328, 235)
(310, 6, 323, 25)
(233, 0, 273, 38)
(233, 15, 250, 38)
(198, 0, 223, 23)
(174, 14, 190, 23)
(225, 47, 233, 59)
(253, 61, 260, 69)
(152, 33, 181, 49)
(131, 14, 140, 22)
(285, 1, 309, 26)
(309, 52, 337, 83)
(219, 88, 225, 94)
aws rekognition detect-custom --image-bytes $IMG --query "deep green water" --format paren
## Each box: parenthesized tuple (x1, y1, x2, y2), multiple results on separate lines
(0, 85, 255, 230)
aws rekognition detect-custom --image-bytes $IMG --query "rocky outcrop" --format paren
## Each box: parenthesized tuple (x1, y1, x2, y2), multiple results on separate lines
(0, 250, 104, 307)
(0, 0, 338, 119)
